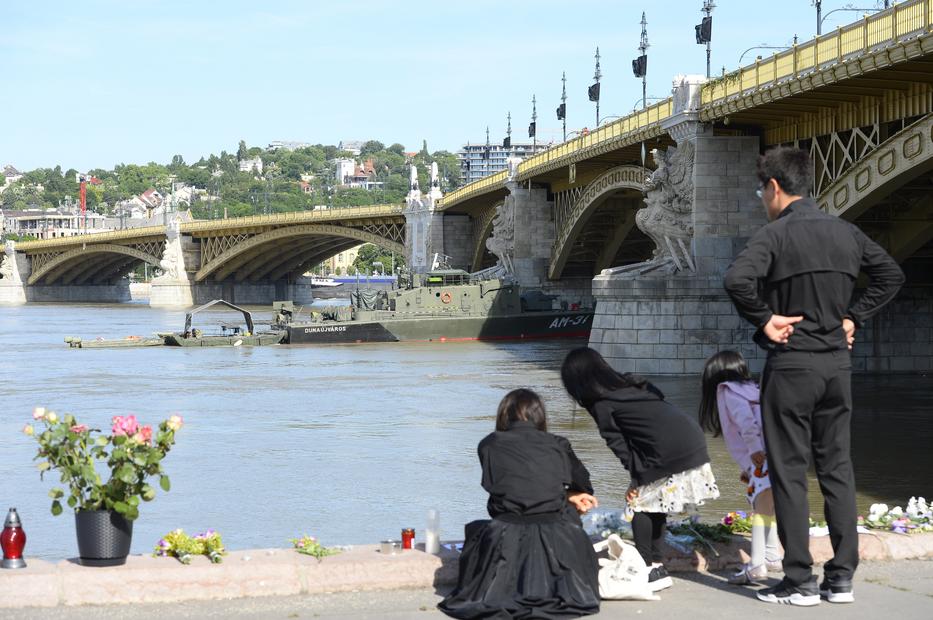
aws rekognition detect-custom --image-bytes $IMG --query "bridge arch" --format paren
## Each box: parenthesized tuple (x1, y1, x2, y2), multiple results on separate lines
(28, 244, 163, 285)
(195, 224, 405, 282)
(818, 113, 933, 223)
(549, 165, 649, 280)
(816, 113, 933, 265)
(470, 201, 503, 272)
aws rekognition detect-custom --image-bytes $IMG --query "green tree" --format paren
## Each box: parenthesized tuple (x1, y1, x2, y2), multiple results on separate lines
(352, 243, 405, 275)
(387, 143, 406, 156)
(237, 140, 248, 160)
(360, 140, 385, 157)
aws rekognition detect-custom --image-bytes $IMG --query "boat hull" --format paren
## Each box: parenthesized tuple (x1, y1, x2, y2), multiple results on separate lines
(163, 332, 285, 347)
(285, 311, 592, 344)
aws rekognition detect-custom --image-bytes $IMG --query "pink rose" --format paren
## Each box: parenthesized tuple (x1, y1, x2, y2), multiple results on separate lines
(140, 425, 153, 444)
(70, 424, 88, 434)
(111, 415, 139, 437)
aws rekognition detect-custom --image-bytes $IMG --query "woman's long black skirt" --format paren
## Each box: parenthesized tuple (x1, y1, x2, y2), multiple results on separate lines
(438, 514, 600, 619)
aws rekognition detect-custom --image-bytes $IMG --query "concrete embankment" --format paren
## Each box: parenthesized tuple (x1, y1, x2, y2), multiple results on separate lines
(2, 532, 932, 610)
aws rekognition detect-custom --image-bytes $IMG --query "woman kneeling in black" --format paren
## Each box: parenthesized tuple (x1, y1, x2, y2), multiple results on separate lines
(438, 389, 601, 619)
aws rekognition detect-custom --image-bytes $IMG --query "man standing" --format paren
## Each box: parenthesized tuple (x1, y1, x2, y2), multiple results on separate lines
(723, 147, 904, 606)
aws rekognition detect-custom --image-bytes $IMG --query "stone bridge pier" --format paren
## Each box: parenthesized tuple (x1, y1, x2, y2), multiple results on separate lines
(588, 75, 768, 375)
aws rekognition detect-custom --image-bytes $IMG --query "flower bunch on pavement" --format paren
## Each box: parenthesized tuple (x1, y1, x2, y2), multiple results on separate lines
(865, 498, 932, 534)
(582, 509, 633, 540)
(290, 535, 340, 561)
(24, 407, 183, 520)
(154, 529, 226, 564)
(720, 511, 752, 534)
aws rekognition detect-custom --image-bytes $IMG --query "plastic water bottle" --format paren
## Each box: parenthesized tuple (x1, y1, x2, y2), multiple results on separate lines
(425, 509, 440, 554)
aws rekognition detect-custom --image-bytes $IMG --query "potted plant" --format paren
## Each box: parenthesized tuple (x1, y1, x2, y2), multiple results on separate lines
(23, 407, 183, 566)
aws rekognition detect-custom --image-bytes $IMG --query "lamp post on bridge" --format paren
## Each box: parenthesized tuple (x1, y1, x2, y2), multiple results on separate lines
(815, 1, 888, 35)
(695, 1, 715, 79)
(738, 44, 794, 65)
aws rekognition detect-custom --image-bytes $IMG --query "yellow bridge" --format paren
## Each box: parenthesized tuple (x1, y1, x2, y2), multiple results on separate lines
(2, 1, 932, 312)
(13, 205, 405, 287)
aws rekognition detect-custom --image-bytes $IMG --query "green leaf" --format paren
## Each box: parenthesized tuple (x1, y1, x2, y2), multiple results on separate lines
(125, 506, 139, 521)
(159, 475, 171, 492)
(48, 487, 64, 499)
(113, 501, 129, 515)
(116, 464, 135, 484)
(141, 485, 156, 501)
(127, 495, 140, 507)
(95, 436, 109, 447)
(37, 461, 50, 471)
(67, 496, 77, 508)
(51, 500, 63, 516)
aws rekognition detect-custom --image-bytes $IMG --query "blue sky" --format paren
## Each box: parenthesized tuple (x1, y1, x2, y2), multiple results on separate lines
(1, 0, 890, 171)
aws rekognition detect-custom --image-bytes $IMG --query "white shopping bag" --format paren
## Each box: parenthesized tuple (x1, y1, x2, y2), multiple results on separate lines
(592, 534, 659, 601)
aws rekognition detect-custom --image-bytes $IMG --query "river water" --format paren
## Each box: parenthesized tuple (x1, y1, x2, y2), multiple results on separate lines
(0, 303, 929, 560)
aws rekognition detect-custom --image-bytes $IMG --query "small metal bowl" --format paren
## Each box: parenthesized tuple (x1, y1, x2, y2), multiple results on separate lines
(380, 540, 402, 554)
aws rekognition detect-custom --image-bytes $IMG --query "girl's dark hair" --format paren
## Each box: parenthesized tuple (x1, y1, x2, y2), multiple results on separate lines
(699, 350, 752, 436)
(560, 347, 651, 408)
(496, 388, 547, 432)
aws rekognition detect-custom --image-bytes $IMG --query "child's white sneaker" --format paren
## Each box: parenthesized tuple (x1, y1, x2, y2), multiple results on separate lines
(728, 563, 768, 585)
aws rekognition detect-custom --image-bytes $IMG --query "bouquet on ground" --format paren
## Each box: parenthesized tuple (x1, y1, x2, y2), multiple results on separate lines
(720, 510, 752, 534)
(155, 529, 226, 564)
(290, 534, 340, 561)
(24, 407, 183, 520)
(864, 498, 932, 534)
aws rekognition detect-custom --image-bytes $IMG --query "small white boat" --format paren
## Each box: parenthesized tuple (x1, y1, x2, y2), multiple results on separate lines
(309, 276, 343, 288)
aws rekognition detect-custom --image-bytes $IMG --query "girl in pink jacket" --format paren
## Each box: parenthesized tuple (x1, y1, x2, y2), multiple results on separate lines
(700, 351, 782, 585)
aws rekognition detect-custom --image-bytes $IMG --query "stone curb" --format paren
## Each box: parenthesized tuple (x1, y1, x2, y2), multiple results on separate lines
(2, 533, 931, 609)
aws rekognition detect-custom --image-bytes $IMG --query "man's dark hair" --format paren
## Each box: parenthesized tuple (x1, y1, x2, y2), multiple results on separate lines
(757, 146, 812, 197)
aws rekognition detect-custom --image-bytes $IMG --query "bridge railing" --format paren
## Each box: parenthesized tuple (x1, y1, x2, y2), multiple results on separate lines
(14, 226, 166, 251)
(181, 204, 406, 233)
(702, 0, 932, 105)
(440, 98, 672, 210)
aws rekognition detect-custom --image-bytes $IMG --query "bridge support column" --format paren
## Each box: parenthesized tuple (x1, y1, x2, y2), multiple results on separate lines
(590, 75, 768, 374)
(0, 242, 29, 305)
(507, 181, 555, 288)
(442, 215, 473, 270)
(150, 222, 195, 307)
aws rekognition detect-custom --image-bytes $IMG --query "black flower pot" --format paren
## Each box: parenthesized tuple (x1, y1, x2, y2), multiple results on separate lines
(74, 510, 133, 567)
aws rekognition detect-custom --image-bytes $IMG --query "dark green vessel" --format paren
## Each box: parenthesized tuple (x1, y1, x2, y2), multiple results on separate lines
(278, 270, 593, 345)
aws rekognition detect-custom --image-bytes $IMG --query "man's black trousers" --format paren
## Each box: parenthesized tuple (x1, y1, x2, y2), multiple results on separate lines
(760, 349, 858, 586)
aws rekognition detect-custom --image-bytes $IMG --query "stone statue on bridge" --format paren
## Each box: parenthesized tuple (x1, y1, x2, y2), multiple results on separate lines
(409, 164, 420, 192)
(604, 141, 697, 276)
(0, 240, 22, 284)
(485, 201, 515, 278)
(152, 218, 185, 282)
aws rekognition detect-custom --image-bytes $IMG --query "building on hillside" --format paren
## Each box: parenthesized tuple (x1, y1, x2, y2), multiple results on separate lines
(299, 181, 312, 194)
(320, 245, 363, 275)
(238, 157, 263, 174)
(104, 208, 193, 231)
(338, 140, 364, 156)
(1, 206, 112, 239)
(335, 158, 383, 191)
(457, 142, 551, 184)
(335, 159, 356, 185)
(1, 165, 23, 193)
(267, 140, 313, 151)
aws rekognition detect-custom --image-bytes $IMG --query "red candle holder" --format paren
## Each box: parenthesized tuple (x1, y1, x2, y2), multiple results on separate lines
(1, 507, 27, 569)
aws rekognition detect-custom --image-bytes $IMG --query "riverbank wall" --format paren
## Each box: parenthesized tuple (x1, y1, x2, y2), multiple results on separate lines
(2, 532, 931, 609)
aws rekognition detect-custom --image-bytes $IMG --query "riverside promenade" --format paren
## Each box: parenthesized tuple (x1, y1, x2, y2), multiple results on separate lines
(2, 531, 931, 617)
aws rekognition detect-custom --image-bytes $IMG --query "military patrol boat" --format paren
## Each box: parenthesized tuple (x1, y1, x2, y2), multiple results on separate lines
(277, 270, 593, 345)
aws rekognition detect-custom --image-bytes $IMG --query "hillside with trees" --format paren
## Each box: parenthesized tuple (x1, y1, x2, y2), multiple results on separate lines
(1, 140, 461, 220)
